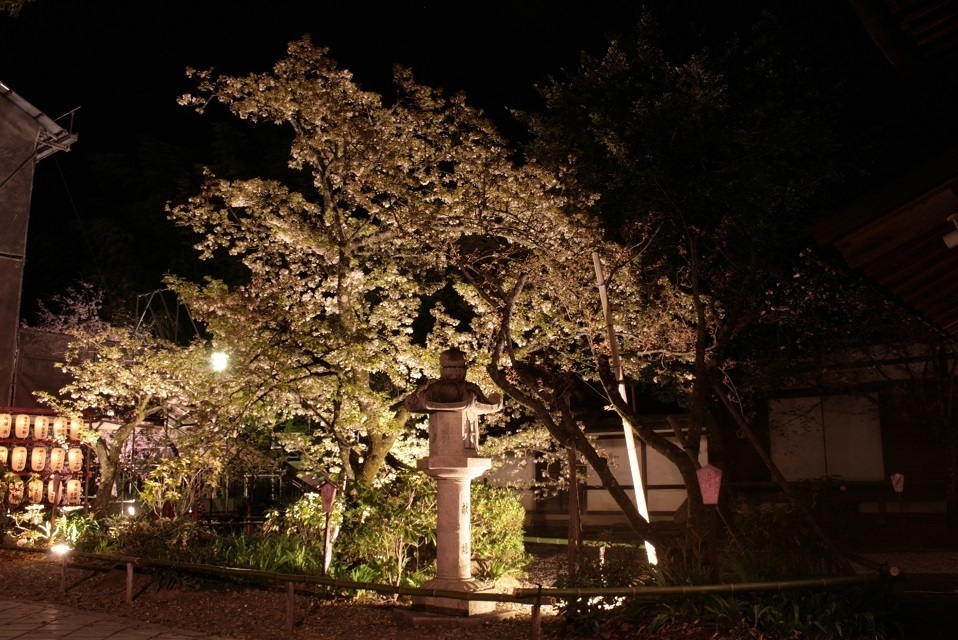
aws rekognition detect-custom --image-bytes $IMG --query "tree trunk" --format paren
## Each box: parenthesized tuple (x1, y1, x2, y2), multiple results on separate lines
(355, 429, 399, 489)
(597, 357, 707, 530)
(92, 440, 117, 516)
(488, 363, 666, 551)
(91, 421, 138, 516)
(946, 419, 958, 526)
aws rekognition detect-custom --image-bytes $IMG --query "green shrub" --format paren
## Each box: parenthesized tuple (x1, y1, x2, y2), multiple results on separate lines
(730, 498, 845, 579)
(555, 543, 648, 634)
(56, 510, 104, 550)
(334, 470, 436, 587)
(552, 530, 892, 639)
(6, 504, 56, 547)
(103, 515, 217, 562)
(471, 483, 529, 580)
(332, 475, 530, 587)
(263, 492, 330, 543)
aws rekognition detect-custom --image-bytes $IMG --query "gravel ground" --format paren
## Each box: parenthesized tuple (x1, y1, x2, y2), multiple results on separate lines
(858, 550, 958, 574)
(2, 541, 954, 640)
(0, 547, 573, 640)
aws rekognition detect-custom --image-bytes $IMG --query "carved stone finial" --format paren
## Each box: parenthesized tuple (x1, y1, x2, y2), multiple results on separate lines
(439, 348, 467, 380)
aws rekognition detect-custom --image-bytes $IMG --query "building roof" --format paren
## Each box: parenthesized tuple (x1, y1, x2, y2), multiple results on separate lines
(849, 0, 958, 76)
(816, 1, 958, 336)
(815, 146, 958, 335)
(0, 79, 77, 160)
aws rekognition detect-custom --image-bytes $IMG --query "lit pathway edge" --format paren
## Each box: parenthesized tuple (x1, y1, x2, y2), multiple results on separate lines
(0, 598, 235, 639)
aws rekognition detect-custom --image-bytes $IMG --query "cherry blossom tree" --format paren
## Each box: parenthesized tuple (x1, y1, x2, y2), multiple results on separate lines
(170, 38, 566, 491)
(38, 327, 277, 515)
(0, 0, 33, 16)
(167, 38, 684, 551)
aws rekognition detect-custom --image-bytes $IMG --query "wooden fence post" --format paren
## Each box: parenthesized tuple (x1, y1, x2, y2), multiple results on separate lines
(286, 581, 295, 632)
(530, 584, 542, 640)
(126, 562, 134, 604)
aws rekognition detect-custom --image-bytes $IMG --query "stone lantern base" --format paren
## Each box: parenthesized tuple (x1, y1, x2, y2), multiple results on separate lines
(412, 577, 498, 617)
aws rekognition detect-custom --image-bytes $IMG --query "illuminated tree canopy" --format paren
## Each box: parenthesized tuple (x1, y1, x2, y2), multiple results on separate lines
(166, 38, 582, 492)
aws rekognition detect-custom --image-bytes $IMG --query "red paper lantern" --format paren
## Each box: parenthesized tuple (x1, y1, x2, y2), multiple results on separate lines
(696, 464, 724, 505)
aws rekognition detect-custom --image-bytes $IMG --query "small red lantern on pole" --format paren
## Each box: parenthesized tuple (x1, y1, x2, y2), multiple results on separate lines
(696, 465, 723, 505)
(891, 473, 906, 546)
(320, 481, 338, 513)
(696, 464, 723, 583)
(890, 473, 904, 494)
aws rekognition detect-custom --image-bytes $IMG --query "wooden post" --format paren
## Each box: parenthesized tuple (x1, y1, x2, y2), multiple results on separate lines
(286, 581, 295, 632)
(126, 562, 134, 604)
(567, 444, 581, 578)
(50, 473, 61, 530)
(891, 473, 906, 548)
(709, 504, 719, 584)
(530, 585, 542, 640)
(898, 490, 906, 547)
(323, 511, 332, 576)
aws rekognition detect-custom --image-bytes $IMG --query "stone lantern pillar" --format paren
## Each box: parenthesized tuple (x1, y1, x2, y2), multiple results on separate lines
(404, 348, 503, 617)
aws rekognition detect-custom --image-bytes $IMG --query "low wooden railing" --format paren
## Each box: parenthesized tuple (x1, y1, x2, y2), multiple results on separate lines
(1, 544, 890, 640)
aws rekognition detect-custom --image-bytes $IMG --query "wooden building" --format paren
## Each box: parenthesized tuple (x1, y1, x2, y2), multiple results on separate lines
(0, 81, 76, 407)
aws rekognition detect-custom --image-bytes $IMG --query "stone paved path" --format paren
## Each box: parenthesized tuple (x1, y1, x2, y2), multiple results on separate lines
(0, 600, 235, 640)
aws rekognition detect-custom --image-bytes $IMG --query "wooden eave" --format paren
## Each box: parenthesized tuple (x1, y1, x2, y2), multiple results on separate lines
(849, 0, 958, 76)
(0, 79, 77, 161)
(815, 146, 958, 335)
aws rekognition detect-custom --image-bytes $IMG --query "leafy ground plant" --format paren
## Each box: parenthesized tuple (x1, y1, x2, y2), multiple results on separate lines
(212, 532, 322, 574)
(335, 471, 437, 587)
(555, 533, 894, 639)
(471, 483, 530, 580)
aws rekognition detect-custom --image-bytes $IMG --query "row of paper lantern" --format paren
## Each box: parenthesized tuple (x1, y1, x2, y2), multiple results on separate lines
(3, 476, 82, 505)
(0, 414, 83, 441)
(0, 446, 83, 472)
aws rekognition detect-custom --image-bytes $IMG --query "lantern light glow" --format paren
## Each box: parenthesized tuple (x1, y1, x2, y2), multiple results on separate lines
(210, 351, 229, 371)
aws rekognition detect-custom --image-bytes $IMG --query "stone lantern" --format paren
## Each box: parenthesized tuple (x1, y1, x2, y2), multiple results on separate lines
(404, 348, 503, 617)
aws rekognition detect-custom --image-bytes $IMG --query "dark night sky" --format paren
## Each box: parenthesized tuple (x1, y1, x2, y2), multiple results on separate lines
(0, 0, 906, 317)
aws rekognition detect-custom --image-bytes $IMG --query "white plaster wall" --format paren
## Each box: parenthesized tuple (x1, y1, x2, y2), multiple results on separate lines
(769, 394, 883, 481)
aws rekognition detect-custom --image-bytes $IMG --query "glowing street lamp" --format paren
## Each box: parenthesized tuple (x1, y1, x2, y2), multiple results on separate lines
(51, 544, 71, 592)
(210, 351, 229, 372)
